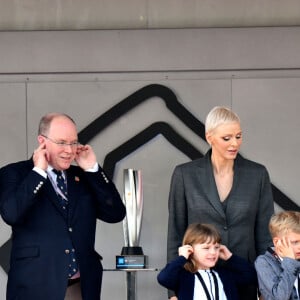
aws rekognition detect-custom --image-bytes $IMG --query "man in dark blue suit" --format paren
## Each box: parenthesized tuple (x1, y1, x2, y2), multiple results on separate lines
(0, 113, 126, 300)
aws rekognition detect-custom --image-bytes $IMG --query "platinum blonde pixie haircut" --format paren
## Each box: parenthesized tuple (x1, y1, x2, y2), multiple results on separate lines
(205, 106, 240, 134)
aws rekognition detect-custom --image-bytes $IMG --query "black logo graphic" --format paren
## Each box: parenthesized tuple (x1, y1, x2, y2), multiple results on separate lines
(79, 83, 299, 211)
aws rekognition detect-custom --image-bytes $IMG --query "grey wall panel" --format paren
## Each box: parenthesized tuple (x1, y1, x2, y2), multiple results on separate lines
(0, 0, 148, 30)
(1, 27, 300, 73)
(0, 83, 27, 165)
(0, 27, 299, 300)
(24, 78, 232, 299)
(0, 73, 299, 299)
(148, 0, 300, 28)
(26, 79, 231, 163)
(0, 83, 26, 300)
(233, 78, 300, 207)
(23, 75, 299, 299)
(1, 0, 300, 30)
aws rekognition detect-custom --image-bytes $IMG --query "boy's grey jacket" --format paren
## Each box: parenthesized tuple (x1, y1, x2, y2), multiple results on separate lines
(255, 249, 300, 300)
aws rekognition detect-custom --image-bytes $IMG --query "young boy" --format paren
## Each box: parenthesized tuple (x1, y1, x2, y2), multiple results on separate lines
(255, 211, 300, 300)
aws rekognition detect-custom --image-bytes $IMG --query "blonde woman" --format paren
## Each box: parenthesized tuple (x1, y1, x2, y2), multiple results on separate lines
(167, 106, 274, 300)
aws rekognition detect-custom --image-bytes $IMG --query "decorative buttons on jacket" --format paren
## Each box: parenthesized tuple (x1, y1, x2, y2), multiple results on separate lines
(101, 171, 109, 183)
(33, 181, 44, 194)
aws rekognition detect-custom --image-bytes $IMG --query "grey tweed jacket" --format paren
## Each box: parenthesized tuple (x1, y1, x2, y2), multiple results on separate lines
(255, 249, 300, 300)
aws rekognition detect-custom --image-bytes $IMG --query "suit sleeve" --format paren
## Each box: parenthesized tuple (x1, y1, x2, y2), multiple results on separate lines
(83, 165, 126, 223)
(255, 255, 300, 300)
(157, 255, 187, 292)
(221, 254, 258, 285)
(0, 164, 47, 225)
(166, 166, 188, 298)
(167, 166, 188, 263)
(255, 166, 274, 255)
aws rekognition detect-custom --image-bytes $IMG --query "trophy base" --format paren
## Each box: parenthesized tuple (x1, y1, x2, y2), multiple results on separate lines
(116, 247, 147, 269)
(121, 246, 144, 255)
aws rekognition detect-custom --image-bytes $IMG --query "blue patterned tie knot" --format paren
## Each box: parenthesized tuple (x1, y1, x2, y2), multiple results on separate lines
(53, 169, 68, 198)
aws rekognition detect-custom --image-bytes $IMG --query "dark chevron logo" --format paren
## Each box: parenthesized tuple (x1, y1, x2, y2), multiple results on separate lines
(78, 83, 299, 210)
(0, 83, 298, 273)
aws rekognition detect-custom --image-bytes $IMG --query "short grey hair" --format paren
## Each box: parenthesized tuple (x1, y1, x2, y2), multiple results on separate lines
(205, 106, 240, 134)
(38, 113, 76, 136)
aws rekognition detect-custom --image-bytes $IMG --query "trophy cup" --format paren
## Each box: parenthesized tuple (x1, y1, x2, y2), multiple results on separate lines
(116, 169, 147, 269)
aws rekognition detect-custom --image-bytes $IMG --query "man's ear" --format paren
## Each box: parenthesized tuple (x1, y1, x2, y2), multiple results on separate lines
(37, 135, 45, 144)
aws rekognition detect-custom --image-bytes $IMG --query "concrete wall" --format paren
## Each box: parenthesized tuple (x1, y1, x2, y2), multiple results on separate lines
(1, 0, 300, 30)
(0, 27, 299, 299)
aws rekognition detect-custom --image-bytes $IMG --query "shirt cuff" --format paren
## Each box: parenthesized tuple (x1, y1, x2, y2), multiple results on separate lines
(33, 167, 47, 178)
(85, 162, 99, 173)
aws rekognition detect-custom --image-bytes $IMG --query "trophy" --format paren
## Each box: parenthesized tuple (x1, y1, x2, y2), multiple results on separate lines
(116, 169, 147, 269)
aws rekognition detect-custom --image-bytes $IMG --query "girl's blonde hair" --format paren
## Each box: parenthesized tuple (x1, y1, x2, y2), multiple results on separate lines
(182, 223, 221, 273)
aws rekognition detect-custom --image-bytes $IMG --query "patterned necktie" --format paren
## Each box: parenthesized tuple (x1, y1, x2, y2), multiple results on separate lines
(53, 169, 68, 206)
(52, 169, 78, 277)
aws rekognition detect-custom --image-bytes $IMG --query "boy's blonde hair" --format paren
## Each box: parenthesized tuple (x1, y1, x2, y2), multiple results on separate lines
(269, 211, 300, 238)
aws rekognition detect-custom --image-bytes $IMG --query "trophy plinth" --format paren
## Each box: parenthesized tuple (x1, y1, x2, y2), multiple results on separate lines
(116, 253, 147, 269)
(121, 246, 144, 256)
(116, 169, 147, 269)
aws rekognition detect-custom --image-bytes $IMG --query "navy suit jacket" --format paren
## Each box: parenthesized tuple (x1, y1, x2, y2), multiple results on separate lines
(158, 255, 258, 300)
(0, 159, 126, 300)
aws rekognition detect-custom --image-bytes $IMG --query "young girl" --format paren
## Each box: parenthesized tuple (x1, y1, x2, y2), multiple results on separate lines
(158, 223, 257, 300)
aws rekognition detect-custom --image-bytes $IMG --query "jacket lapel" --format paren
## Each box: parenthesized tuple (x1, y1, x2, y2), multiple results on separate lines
(44, 179, 65, 213)
(65, 169, 81, 224)
(201, 151, 226, 219)
(45, 169, 79, 222)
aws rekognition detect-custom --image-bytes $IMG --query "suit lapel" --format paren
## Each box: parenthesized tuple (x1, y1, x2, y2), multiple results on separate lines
(65, 169, 81, 224)
(44, 179, 65, 213)
(224, 156, 241, 219)
(45, 169, 80, 223)
(201, 153, 226, 219)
